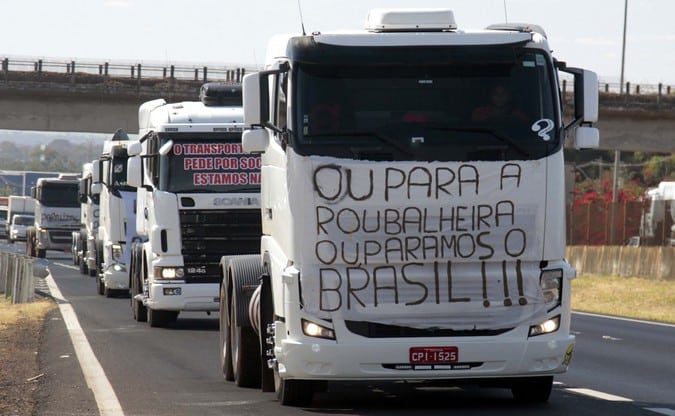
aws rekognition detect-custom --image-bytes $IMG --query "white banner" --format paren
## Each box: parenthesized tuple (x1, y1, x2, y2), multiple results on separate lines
(290, 152, 551, 330)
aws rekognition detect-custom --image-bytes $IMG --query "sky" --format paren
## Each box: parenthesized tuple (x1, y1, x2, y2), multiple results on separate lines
(1, 0, 674, 86)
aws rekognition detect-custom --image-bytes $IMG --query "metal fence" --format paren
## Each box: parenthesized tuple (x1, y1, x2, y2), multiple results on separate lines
(1, 56, 259, 83)
(0, 251, 48, 303)
(567, 200, 675, 247)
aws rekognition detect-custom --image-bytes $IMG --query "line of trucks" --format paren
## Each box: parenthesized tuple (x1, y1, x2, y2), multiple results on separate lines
(20, 8, 615, 407)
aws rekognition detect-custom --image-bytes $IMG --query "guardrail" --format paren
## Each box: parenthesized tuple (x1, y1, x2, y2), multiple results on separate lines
(0, 251, 49, 304)
(1, 56, 259, 83)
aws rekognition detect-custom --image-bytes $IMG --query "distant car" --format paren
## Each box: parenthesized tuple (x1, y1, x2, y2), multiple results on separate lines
(9, 214, 34, 243)
(625, 236, 641, 247)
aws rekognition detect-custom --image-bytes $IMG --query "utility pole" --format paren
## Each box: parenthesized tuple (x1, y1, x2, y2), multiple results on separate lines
(619, 0, 628, 94)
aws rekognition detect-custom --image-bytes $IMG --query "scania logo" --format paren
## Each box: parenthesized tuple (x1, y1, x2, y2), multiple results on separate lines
(213, 197, 259, 206)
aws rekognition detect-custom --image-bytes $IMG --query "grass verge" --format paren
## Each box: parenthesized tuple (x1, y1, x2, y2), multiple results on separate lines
(0, 297, 56, 416)
(571, 274, 675, 324)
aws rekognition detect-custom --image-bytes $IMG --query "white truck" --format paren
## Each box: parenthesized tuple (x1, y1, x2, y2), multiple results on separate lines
(6, 196, 35, 244)
(27, 177, 80, 258)
(91, 129, 142, 297)
(219, 8, 600, 405)
(72, 162, 100, 276)
(126, 83, 262, 327)
(637, 181, 675, 246)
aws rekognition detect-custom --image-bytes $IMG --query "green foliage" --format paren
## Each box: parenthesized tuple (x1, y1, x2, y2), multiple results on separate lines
(0, 139, 98, 174)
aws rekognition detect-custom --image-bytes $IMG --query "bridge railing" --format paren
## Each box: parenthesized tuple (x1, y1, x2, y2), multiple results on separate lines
(1, 56, 260, 83)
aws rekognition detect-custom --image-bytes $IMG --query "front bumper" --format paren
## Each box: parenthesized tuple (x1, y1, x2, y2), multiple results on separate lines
(146, 281, 219, 312)
(274, 321, 575, 381)
(102, 264, 129, 291)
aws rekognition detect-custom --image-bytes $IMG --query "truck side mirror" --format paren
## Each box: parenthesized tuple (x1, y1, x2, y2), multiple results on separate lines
(242, 129, 270, 154)
(90, 183, 102, 195)
(92, 160, 101, 183)
(128, 141, 142, 157)
(575, 69, 598, 123)
(243, 73, 262, 127)
(127, 156, 143, 188)
(573, 126, 599, 149)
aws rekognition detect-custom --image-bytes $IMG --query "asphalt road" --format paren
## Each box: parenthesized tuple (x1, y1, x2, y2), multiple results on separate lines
(20, 247, 675, 416)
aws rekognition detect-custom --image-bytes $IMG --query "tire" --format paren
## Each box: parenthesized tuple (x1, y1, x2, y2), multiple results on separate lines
(130, 247, 147, 322)
(230, 288, 261, 388)
(511, 376, 553, 403)
(79, 256, 88, 275)
(275, 374, 314, 407)
(37, 249, 46, 258)
(147, 308, 178, 328)
(96, 272, 104, 295)
(219, 282, 234, 381)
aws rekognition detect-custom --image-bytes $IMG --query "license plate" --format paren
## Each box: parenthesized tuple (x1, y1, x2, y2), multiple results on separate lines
(410, 346, 459, 364)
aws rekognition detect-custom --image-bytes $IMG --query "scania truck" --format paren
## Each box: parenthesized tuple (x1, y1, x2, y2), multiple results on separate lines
(91, 129, 141, 297)
(126, 83, 262, 327)
(27, 177, 80, 258)
(219, 8, 600, 405)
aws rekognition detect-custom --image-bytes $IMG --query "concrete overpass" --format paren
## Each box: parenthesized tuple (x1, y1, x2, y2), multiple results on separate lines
(1, 59, 674, 152)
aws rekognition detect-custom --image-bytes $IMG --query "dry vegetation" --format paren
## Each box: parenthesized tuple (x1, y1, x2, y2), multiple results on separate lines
(572, 274, 675, 323)
(0, 298, 56, 416)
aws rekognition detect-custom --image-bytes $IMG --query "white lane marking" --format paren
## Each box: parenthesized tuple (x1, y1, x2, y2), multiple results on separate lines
(573, 311, 675, 328)
(45, 273, 125, 416)
(565, 388, 633, 402)
(52, 262, 79, 271)
(646, 408, 675, 416)
(601, 335, 622, 341)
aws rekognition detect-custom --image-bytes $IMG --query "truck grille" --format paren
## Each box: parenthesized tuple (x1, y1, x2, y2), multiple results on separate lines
(179, 209, 261, 284)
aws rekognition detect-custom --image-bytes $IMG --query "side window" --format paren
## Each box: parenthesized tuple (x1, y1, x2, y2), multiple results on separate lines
(274, 72, 288, 130)
(147, 133, 160, 186)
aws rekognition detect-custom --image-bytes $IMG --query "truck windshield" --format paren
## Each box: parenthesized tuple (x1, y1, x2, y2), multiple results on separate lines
(158, 135, 261, 193)
(13, 215, 34, 226)
(38, 183, 79, 207)
(293, 46, 559, 161)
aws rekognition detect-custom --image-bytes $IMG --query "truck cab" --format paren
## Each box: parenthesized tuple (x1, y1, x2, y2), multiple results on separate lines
(220, 8, 599, 405)
(126, 83, 262, 327)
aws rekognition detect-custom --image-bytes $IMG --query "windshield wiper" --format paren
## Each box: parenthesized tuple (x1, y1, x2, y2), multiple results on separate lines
(306, 130, 414, 157)
(426, 125, 530, 158)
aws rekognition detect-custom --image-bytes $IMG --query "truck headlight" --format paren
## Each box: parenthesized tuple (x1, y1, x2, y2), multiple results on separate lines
(153, 266, 184, 280)
(302, 319, 335, 340)
(529, 315, 561, 337)
(540, 269, 562, 309)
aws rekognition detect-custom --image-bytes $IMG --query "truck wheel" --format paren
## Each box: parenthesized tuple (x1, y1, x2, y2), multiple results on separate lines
(230, 289, 261, 388)
(511, 376, 553, 403)
(79, 257, 88, 275)
(37, 249, 46, 258)
(130, 248, 147, 322)
(148, 308, 178, 328)
(275, 375, 314, 407)
(219, 283, 234, 381)
(96, 273, 104, 295)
